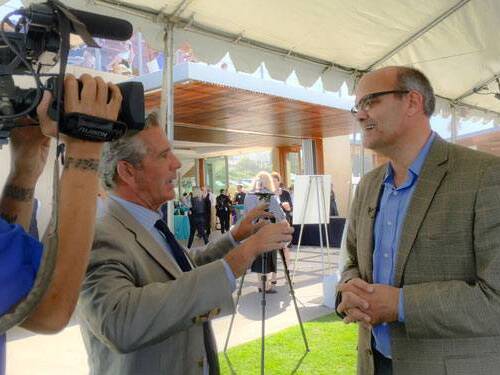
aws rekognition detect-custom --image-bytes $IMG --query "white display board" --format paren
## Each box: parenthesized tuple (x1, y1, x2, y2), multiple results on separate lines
(292, 175, 331, 225)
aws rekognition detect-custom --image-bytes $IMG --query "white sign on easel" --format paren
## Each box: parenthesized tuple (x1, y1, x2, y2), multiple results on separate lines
(292, 175, 331, 225)
(291, 175, 332, 286)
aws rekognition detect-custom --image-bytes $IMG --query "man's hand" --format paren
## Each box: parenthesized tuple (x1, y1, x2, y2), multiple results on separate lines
(225, 222, 294, 277)
(230, 202, 273, 241)
(359, 284, 400, 326)
(246, 221, 294, 254)
(337, 279, 400, 327)
(337, 278, 374, 327)
(37, 73, 122, 158)
(281, 201, 291, 212)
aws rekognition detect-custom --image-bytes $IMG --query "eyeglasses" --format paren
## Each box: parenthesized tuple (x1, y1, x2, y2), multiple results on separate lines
(350, 90, 410, 116)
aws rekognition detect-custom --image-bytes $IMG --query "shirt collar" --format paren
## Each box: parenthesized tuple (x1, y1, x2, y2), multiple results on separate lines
(109, 194, 162, 230)
(384, 131, 436, 187)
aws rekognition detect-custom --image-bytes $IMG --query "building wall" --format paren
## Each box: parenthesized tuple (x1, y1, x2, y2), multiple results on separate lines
(322, 135, 353, 217)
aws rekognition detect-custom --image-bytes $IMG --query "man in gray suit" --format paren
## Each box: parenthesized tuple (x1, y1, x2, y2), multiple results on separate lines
(77, 112, 293, 375)
(336, 66, 500, 375)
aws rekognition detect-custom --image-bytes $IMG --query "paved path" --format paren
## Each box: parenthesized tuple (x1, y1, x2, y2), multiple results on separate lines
(6, 241, 340, 375)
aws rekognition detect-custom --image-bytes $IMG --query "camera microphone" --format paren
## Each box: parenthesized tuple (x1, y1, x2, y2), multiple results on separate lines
(27, 3, 133, 42)
(60, 8, 133, 41)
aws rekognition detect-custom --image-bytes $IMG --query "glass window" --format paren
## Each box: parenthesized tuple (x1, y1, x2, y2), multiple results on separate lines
(286, 151, 303, 189)
(205, 157, 228, 192)
(227, 151, 273, 190)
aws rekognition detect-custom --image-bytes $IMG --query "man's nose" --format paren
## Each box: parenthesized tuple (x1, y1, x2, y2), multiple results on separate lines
(355, 109, 368, 122)
(172, 155, 182, 170)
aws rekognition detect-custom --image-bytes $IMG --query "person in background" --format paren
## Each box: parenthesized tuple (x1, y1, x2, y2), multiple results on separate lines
(330, 184, 339, 216)
(271, 172, 293, 269)
(216, 189, 232, 234)
(208, 187, 217, 234)
(233, 184, 246, 224)
(201, 186, 212, 237)
(187, 186, 209, 248)
(180, 192, 190, 208)
(233, 184, 246, 205)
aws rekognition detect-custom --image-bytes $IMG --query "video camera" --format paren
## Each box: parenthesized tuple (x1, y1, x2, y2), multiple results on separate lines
(0, 0, 145, 145)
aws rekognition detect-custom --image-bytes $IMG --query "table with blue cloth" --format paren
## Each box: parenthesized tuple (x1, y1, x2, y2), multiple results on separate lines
(173, 215, 190, 241)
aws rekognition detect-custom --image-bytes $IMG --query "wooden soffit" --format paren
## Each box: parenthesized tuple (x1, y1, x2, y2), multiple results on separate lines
(145, 80, 356, 148)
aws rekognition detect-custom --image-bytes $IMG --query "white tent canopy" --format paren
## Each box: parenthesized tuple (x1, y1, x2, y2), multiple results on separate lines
(59, 0, 500, 123)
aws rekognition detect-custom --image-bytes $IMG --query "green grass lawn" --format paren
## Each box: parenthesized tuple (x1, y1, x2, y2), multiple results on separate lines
(219, 313, 358, 375)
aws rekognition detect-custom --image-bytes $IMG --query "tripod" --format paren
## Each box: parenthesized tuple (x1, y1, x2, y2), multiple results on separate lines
(223, 248, 310, 375)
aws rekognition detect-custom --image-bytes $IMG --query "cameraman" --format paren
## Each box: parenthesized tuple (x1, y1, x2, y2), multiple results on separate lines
(0, 74, 121, 372)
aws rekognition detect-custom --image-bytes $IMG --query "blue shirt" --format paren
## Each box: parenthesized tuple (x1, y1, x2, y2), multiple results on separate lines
(0, 218, 44, 375)
(372, 132, 436, 358)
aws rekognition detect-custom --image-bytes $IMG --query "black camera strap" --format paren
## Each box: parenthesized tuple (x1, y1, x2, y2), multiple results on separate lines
(59, 113, 127, 142)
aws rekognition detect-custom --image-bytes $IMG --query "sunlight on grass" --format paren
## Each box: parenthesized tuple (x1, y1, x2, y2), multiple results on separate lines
(220, 313, 357, 375)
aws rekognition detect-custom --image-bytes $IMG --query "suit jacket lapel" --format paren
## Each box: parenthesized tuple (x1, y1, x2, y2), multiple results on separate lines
(106, 199, 183, 278)
(394, 137, 449, 286)
(360, 167, 386, 283)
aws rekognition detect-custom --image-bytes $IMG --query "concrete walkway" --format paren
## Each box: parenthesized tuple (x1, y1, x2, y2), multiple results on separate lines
(6, 237, 340, 375)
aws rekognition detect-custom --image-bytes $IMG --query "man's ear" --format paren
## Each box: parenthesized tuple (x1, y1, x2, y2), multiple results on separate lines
(407, 90, 424, 117)
(116, 160, 137, 188)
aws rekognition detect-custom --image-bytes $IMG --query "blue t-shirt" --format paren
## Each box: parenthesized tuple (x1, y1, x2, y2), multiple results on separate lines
(0, 218, 43, 375)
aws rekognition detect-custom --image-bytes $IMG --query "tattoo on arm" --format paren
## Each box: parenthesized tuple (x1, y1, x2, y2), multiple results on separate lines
(1, 212, 18, 224)
(3, 184, 35, 202)
(64, 157, 100, 172)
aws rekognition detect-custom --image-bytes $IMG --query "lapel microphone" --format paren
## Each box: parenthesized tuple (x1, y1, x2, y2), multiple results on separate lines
(368, 206, 377, 219)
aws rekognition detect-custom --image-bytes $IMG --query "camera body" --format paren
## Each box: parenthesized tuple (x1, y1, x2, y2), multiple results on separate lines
(253, 190, 276, 224)
(0, 1, 143, 144)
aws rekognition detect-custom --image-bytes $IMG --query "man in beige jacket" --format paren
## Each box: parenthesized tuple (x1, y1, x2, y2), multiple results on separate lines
(336, 66, 500, 375)
(77, 112, 293, 374)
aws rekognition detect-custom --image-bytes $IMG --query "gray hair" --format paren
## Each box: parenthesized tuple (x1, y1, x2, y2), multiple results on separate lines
(394, 67, 435, 117)
(101, 112, 160, 189)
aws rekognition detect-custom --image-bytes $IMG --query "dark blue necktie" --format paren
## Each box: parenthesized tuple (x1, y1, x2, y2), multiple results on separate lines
(155, 219, 218, 373)
(154, 219, 192, 272)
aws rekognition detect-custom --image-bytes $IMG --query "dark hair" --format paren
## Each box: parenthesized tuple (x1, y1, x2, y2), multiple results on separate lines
(394, 66, 435, 117)
(220, 189, 225, 194)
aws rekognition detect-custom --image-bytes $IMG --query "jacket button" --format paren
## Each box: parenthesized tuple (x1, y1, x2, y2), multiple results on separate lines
(366, 348, 373, 356)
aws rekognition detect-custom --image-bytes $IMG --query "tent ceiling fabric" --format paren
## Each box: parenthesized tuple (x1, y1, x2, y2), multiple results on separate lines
(66, 0, 500, 120)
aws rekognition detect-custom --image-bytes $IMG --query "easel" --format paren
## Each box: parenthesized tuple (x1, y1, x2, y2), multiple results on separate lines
(291, 175, 332, 284)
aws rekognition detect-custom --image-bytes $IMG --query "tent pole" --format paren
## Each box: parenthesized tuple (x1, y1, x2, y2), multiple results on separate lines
(159, 22, 176, 230)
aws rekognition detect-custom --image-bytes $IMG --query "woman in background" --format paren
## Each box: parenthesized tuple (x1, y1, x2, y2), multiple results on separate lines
(271, 172, 293, 268)
(244, 171, 286, 293)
